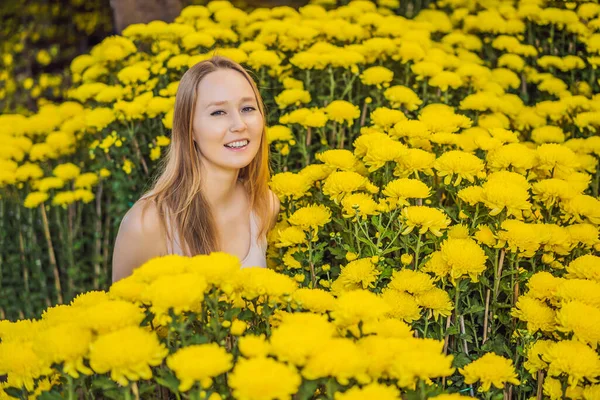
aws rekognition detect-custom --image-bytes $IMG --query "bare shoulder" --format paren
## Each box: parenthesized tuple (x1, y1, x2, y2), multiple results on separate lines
(268, 189, 280, 230)
(112, 198, 167, 283)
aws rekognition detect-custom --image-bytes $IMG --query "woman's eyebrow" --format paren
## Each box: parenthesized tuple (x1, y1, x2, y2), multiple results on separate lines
(206, 96, 255, 108)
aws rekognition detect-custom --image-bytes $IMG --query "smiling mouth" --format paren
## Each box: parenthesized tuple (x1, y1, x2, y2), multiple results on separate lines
(224, 139, 249, 149)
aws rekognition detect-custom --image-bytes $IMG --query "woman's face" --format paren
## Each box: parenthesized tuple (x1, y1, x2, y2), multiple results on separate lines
(192, 68, 264, 173)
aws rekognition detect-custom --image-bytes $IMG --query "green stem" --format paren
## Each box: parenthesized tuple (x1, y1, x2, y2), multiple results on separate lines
(68, 375, 75, 400)
(307, 227, 316, 288)
(414, 233, 422, 270)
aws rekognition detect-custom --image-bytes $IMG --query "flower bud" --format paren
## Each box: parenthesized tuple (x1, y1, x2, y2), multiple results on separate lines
(230, 320, 247, 336)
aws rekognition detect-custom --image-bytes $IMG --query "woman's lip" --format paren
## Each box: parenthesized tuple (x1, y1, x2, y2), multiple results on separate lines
(224, 143, 249, 151)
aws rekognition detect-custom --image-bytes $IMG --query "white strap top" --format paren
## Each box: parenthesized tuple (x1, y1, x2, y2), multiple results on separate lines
(165, 209, 268, 269)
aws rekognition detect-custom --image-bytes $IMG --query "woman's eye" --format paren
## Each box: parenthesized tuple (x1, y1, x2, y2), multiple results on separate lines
(243, 106, 256, 112)
(211, 110, 225, 116)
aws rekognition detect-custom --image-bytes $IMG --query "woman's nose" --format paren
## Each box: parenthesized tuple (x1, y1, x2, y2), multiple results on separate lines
(230, 111, 247, 132)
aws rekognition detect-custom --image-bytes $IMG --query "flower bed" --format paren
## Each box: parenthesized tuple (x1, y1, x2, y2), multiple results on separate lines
(2, 0, 600, 398)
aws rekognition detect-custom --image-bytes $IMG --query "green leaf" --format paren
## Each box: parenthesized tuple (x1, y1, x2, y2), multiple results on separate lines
(453, 352, 472, 368)
(90, 376, 119, 391)
(2, 387, 22, 399)
(38, 390, 65, 400)
(294, 380, 319, 400)
(463, 304, 485, 316)
(381, 246, 402, 255)
(155, 370, 180, 393)
(446, 325, 460, 336)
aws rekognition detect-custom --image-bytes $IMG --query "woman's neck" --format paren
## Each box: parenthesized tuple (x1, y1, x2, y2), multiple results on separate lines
(200, 167, 243, 210)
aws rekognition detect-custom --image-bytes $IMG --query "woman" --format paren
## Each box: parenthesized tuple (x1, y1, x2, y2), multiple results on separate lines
(111, 55, 280, 283)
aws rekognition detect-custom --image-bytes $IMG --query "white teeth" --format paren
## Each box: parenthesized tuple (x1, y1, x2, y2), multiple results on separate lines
(225, 140, 249, 148)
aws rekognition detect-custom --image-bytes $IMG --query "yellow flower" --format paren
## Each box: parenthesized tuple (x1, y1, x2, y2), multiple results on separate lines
(415, 288, 454, 320)
(394, 148, 436, 177)
(331, 258, 380, 294)
(334, 382, 400, 400)
(230, 320, 247, 336)
(360, 66, 394, 88)
(0, 340, 50, 391)
(370, 107, 407, 129)
(511, 296, 556, 333)
(142, 273, 207, 325)
(247, 49, 282, 70)
(341, 193, 379, 219)
(234, 267, 297, 302)
(33, 324, 92, 378)
(542, 340, 600, 388)
(556, 301, 600, 347)
(401, 206, 451, 237)
(381, 289, 421, 322)
(316, 149, 361, 171)
(53, 163, 80, 180)
(566, 255, 600, 281)
(387, 337, 455, 387)
(526, 272, 563, 302)
(181, 32, 215, 50)
(392, 120, 431, 139)
(332, 290, 391, 327)
(532, 125, 566, 144)
(387, 269, 434, 295)
(383, 178, 430, 207)
(361, 318, 412, 339)
(291, 288, 336, 314)
(23, 192, 49, 208)
(556, 278, 600, 309)
(269, 172, 312, 200)
(277, 226, 309, 248)
(89, 326, 168, 386)
(440, 238, 487, 284)
(497, 220, 542, 258)
(266, 125, 293, 144)
(486, 143, 537, 174)
(238, 335, 270, 358)
(322, 171, 371, 202)
(117, 65, 150, 85)
(434, 150, 485, 186)
(302, 338, 369, 385)
(401, 253, 413, 265)
(288, 204, 331, 230)
(459, 353, 519, 392)
(481, 174, 531, 219)
(429, 70, 463, 91)
(269, 313, 335, 366)
(167, 344, 232, 391)
(122, 159, 134, 174)
(561, 194, 600, 225)
(324, 100, 360, 125)
(524, 339, 553, 375)
(360, 134, 408, 172)
(229, 357, 301, 400)
(274, 88, 311, 109)
(299, 164, 334, 183)
(474, 225, 497, 247)
(536, 143, 580, 178)
(384, 85, 422, 111)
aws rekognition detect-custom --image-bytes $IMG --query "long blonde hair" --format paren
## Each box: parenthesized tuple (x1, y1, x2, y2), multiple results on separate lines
(141, 55, 273, 256)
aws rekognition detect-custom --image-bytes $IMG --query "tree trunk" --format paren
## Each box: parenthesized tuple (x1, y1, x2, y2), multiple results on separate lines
(110, 0, 183, 34)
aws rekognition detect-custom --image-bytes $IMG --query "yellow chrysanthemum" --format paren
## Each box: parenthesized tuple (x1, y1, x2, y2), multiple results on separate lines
(88, 326, 168, 386)
(229, 357, 301, 400)
(401, 206, 451, 237)
(459, 353, 520, 392)
(166, 344, 233, 391)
